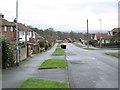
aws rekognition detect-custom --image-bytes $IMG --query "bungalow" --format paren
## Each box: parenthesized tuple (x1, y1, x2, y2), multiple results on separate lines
(94, 33, 109, 43)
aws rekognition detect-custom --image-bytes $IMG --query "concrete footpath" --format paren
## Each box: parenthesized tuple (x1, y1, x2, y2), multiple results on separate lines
(2, 43, 68, 88)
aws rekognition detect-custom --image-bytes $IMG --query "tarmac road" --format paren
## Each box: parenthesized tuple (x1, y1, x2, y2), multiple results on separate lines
(65, 43, 118, 88)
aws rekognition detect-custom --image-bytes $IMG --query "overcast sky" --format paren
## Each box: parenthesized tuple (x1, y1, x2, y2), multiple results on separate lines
(0, 0, 119, 32)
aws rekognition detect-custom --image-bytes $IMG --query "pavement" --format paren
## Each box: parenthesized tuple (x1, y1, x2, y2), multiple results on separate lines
(2, 43, 67, 88)
(65, 43, 118, 88)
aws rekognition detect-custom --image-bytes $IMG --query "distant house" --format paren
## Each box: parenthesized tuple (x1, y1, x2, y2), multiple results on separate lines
(110, 28, 120, 42)
(94, 28, 120, 43)
(18, 23, 34, 43)
(108, 28, 119, 36)
(0, 14, 16, 41)
(104, 28, 120, 43)
(94, 33, 110, 43)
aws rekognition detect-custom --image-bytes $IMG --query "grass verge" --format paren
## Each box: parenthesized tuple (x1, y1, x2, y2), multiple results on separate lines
(19, 78, 69, 88)
(105, 52, 120, 58)
(52, 48, 65, 56)
(72, 43, 85, 47)
(39, 59, 67, 69)
(83, 48, 95, 50)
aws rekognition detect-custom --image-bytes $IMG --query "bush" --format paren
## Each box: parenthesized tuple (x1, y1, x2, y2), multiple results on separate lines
(2, 41, 15, 69)
(38, 40, 45, 47)
(89, 39, 98, 46)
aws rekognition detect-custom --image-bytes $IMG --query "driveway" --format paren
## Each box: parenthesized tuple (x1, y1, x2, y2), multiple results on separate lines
(65, 43, 118, 88)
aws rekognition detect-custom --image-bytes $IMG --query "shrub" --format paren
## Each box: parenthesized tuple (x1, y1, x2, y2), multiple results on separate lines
(89, 39, 98, 46)
(2, 40, 15, 69)
(38, 40, 45, 47)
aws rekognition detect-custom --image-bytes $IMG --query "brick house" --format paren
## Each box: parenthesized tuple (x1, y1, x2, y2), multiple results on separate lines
(0, 14, 16, 41)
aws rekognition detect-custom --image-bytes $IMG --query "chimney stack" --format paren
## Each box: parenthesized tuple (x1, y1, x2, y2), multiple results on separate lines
(14, 18, 17, 23)
(0, 13, 4, 18)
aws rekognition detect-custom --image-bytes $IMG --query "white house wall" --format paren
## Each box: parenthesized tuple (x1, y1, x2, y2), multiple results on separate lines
(27, 31, 32, 41)
(33, 32, 36, 38)
(19, 31, 25, 42)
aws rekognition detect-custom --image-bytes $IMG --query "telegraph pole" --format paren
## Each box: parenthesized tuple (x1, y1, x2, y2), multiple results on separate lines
(16, 0, 19, 66)
(99, 19, 102, 48)
(87, 19, 89, 48)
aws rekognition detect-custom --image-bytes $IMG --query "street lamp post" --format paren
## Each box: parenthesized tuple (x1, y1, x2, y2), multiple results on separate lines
(16, 0, 19, 66)
(87, 19, 89, 48)
(99, 19, 102, 48)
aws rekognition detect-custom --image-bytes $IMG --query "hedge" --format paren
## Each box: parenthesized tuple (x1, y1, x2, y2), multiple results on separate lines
(2, 40, 15, 69)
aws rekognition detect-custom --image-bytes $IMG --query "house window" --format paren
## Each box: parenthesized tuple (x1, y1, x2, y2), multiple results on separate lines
(27, 32, 30, 36)
(20, 32, 24, 35)
(10, 27, 14, 32)
(4, 26, 7, 32)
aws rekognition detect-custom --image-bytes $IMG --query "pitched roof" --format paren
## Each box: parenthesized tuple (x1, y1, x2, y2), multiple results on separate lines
(18, 23, 33, 31)
(111, 28, 120, 32)
(1, 18, 15, 26)
(95, 33, 108, 39)
(111, 29, 120, 42)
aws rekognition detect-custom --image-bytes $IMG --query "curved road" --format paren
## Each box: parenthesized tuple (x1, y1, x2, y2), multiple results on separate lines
(65, 43, 118, 88)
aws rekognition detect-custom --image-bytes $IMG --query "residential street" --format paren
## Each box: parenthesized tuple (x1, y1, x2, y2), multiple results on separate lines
(2, 43, 119, 88)
(65, 43, 118, 88)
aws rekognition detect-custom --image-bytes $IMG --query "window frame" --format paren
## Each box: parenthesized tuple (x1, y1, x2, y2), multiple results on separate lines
(10, 26, 14, 32)
(4, 26, 7, 32)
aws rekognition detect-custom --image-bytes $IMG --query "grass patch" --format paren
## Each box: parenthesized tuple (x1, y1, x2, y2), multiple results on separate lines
(52, 48, 65, 56)
(19, 78, 69, 88)
(56, 48, 63, 51)
(110, 48, 120, 50)
(72, 43, 85, 47)
(83, 48, 95, 50)
(57, 43, 62, 47)
(39, 59, 67, 69)
(106, 52, 120, 57)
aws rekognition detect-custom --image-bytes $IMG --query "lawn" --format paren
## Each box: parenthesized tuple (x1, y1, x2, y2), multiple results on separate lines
(72, 43, 85, 47)
(39, 59, 67, 69)
(106, 52, 120, 57)
(19, 78, 69, 88)
(83, 48, 95, 50)
(52, 48, 65, 56)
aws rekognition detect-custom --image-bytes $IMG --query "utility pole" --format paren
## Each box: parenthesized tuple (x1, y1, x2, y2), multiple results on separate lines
(99, 19, 102, 48)
(16, 0, 19, 66)
(87, 19, 89, 48)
